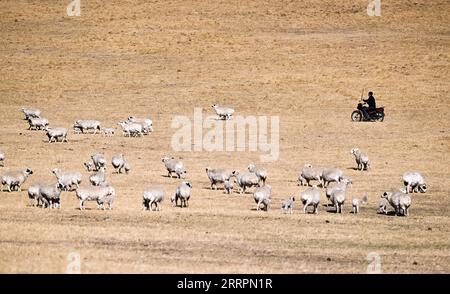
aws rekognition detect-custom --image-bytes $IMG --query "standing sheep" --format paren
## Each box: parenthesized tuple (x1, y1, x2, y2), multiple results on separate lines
(52, 168, 82, 191)
(351, 148, 370, 171)
(1, 168, 33, 192)
(378, 198, 389, 214)
(211, 104, 235, 120)
(320, 168, 344, 188)
(281, 196, 295, 214)
(27, 118, 49, 131)
(76, 184, 116, 210)
(234, 172, 260, 194)
(73, 120, 102, 134)
(298, 164, 323, 187)
(39, 183, 63, 209)
(45, 127, 68, 143)
(28, 183, 43, 207)
(205, 168, 236, 190)
(172, 182, 192, 208)
(143, 187, 165, 211)
(253, 185, 271, 211)
(89, 167, 107, 186)
(112, 154, 129, 174)
(0, 151, 4, 167)
(330, 189, 346, 214)
(101, 128, 115, 137)
(21, 107, 41, 120)
(352, 197, 359, 214)
(381, 189, 412, 216)
(127, 116, 153, 134)
(118, 121, 143, 137)
(91, 154, 107, 171)
(402, 172, 427, 194)
(325, 177, 352, 206)
(247, 164, 267, 186)
(224, 180, 233, 194)
(162, 156, 186, 179)
(300, 186, 321, 214)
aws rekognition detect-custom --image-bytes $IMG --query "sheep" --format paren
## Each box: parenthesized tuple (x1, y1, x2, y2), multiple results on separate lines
(381, 189, 412, 216)
(123, 162, 131, 174)
(402, 172, 427, 194)
(224, 180, 233, 194)
(320, 168, 344, 188)
(281, 196, 295, 214)
(91, 154, 107, 171)
(162, 156, 186, 179)
(0, 151, 4, 167)
(330, 189, 346, 213)
(172, 182, 192, 208)
(1, 168, 33, 192)
(127, 117, 153, 134)
(211, 104, 234, 120)
(233, 172, 260, 194)
(28, 183, 43, 207)
(73, 120, 101, 134)
(247, 164, 267, 186)
(118, 121, 143, 137)
(253, 185, 271, 211)
(298, 164, 323, 187)
(351, 148, 370, 171)
(83, 161, 95, 172)
(44, 127, 68, 143)
(52, 168, 82, 191)
(39, 183, 63, 209)
(143, 187, 165, 211)
(352, 197, 359, 214)
(21, 107, 41, 120)
(111, 154, 128, 174)
(101, 128, 115, 137)
(205, 168, 236, 190)
(300, 186, 321, 214)
(89, 167, 107, 186)
(27, 118, 49, 130)
(378, 198, 389, 214)
(325, 177, 352, 206)
(76, 184, 116, 210)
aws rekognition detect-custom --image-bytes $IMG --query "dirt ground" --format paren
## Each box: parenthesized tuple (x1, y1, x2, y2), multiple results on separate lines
(0, 0, 449, 273)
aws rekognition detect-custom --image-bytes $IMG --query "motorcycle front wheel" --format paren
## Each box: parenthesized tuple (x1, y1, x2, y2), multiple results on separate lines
(351, 110, 362, 122)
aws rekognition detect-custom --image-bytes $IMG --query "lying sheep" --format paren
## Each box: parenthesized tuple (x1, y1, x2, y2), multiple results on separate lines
(1, 168, 33, 192)
(402, 172, 427, 194)
(205, 168, 236, 190)
(162, 156, 186, 179)
(211, 104, 234, 120)
(247, 164, 267, 186)
(378, 198, 389, 214)
(300, 186, 321, 214)
(112, 154, 129, 174)
(381, 189, 411, 216)
(21, 107, 41, 120)
(224, 180, 233, 194)
(281, 196, 295, 214)
(89, 167, 107, 186)
(0, 151, 4, 167)
(91, 154, 107, 171)
(352, 197, 359, 214)
(143, 187, 165, 211)
(253, 185, 271, 211)
(52, 168, 82, 191)
(298, 164, 323, 187)
(45, 127, 68, 143)
(351, 148, 370, 171)
(118, 121, 143, 137)
(28, 118, 49, 130)
(39, 183, 63, 209)
(330, 189, 346, 213)
(101, 128, 115, 137)
(76, 184, 116, 210)
(73, 120, 101, 134)
(325, 177, 352, 206)
(172, 182, 192, 208)
(127, 117, 153, 134)
(320, 168, 344, 188)
(234, 172, 259, 194)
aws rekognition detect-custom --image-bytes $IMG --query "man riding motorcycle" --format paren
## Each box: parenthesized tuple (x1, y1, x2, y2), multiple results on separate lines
(362, 91, 376, 119)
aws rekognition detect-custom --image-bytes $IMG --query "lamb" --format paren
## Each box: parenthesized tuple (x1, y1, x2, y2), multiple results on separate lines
(101, 128, 115, 137)
(112, 154, 129, 174)
(73, 120, 101, 134)
(402, 172, 427, 194)
(126, 117, 153, 134)
(211, 104, 235, 120)
(39, 183, 63, 209)
(381, 189, 412, 216)
(253, 185, 271, 211)
(378, 198, 389, 214)
(224, 180, 233, 194)
(351, 148, 370, 171)
(352, 197, 359, 214)
(27, 118, 49, 130)
(52, 168, 82, 191)
(76, 184, 116, 210)
(21, 107, 41, 120)
(281, 196, 295, 214)
(330, 189, 346, 213)
(45, 127, 68, 143)
(234, 172, 260, 194)
(205, 168, 236, 190)
(172, 182, 192, 208)
(247, 164, 267, 186)
(300, 186, 321, 214)
(1, 168, 33, 192)
(84, 161, 95, 172)
(162, 156, 186, 178)
(320, 168, 344, 188)
(298, 164, 323, 187)
(0, 151, 4, 167)
(143, 187, 165, 211)
(325, 177, 352, 206)
(118, 121, 143, 137)
(91, 154, 107, 171)
(89, 167, 107, 186)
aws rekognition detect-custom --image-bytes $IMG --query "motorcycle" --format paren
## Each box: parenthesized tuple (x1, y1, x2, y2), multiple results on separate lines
(351, 102, 385, 122)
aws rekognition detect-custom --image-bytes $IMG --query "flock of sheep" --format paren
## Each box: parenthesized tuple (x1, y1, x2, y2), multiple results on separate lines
(0, 105, 428, 216)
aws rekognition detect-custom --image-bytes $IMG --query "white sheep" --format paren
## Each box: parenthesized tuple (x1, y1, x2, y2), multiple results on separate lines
(73, 120, 102, 134)
(381, 189, 411, 216)
(211, 104, 234, 120)
(352, 197, 359, 214)
(351, 148, 370, 171)
(402, 172, 427, 193)
(253, 185, 271, 211)
(21, 107, 41, 120)
(52, 168, 82, 191)
(89, 167, 107, 186)
(76, 184, 116, 210)
(325, 177, 352, 206)
(28, 183, 43, 207)
(112, 154, 129, 174)
(320, 168, 344, 188)
(45, 127, 68, 143)
(300, 186, 321, 214)
(118, 121, 143, 137)
(39, 183, 63, 209)
(298, 164, 323, 187)
(224, 180, 233, 194)
(0, 151, 4, 167)
(281, 196, 295, 214)
(205, 168, 236, 190)
(127, 116, 153, 134)
(172, 181, 192, 208)
(27, 118, 49, 130)
(234, 172, 260, 194)
(101, 128, 115, 137)
(162, 156, 186, 179)
(247, 164, 267, 186)
(378, 198, 389, 214)
(143, 187, 165, 211)
(330, 189, 346, 213)
(1, 168, 33, 192)
(91, 154, 107, 171)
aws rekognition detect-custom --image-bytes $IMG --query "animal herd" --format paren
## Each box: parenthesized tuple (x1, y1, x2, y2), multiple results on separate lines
(0, 105, 428, 217)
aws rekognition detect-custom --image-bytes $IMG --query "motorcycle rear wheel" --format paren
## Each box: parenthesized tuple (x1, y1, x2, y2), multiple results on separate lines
(351, 110, 362, 122)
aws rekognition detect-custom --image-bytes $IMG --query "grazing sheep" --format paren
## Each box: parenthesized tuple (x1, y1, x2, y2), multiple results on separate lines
(73, 120, 101, 134)
(381, 189, 412, 216)
(281, 196, 295, 214)
(402, 172, 427, 194)
(325, 177, 352, 206)
(52, 168, 82, 191)
(76, 184, 116, 210)
(112, 154, 129, 174)
(162, 156, 186, 179)
(101, 128, 115, 137)
(172, 182, 192, 208)
(298, 164, 323, 187)
(89, 167, 107, 186)
(351, 148, 370, 171)
(21, 107, 41, 120)
(39, 183, 63, 209)
(45, 127, 68, 143)
(320, 168, 344, 188)
(224, 180, 233, 194)
(330, 189, 346, 213)
(118, 121, 143, 137)
(253, 185, 271, 211)
(91, 154, 107, 171)
(205, 168, 236, 190)
(300, 186, 321, 214)
(1, 168, 33, 192)
(0, 151, 4, 167)
(234, 172, 260, 194)
(211, 104, 234, 120)
(127, 117, 153, 133)
(27, 118, 49, 130)
(84, 161, 95, 172)
(143, 187, 165, 211)
(247, 164, 267, 186)
(378, 198, 389, 214)
(352, 197, 359, 214)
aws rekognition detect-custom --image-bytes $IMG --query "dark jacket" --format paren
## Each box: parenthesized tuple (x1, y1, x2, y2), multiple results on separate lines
(364, 96, 376, 109)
